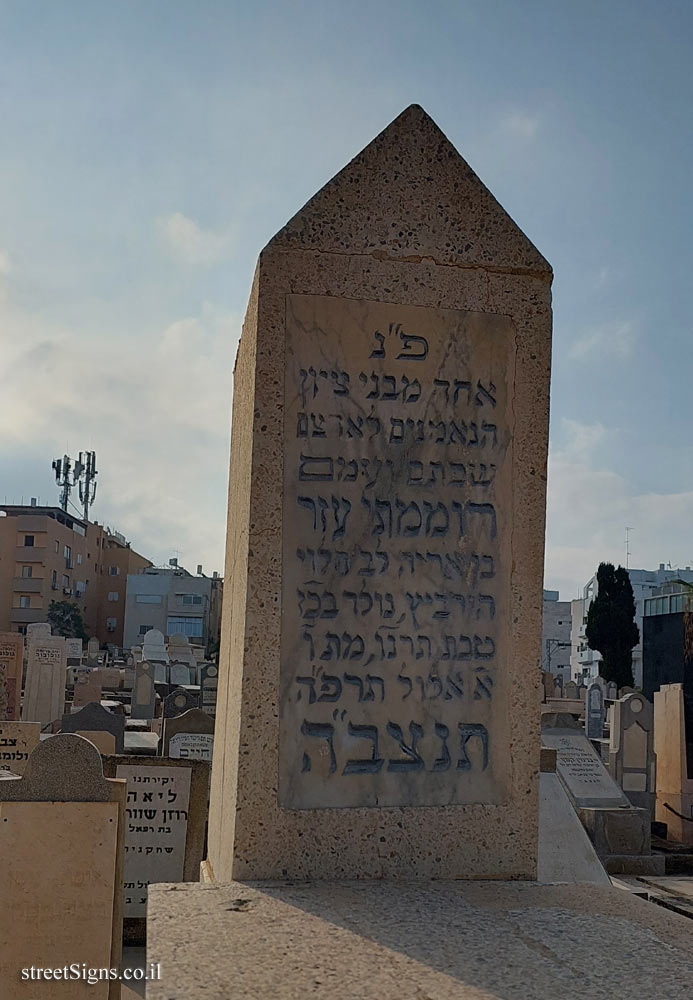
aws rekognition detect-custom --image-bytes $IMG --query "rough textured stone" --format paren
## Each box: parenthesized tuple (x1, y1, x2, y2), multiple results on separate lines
(208, 104, 552, 881)
(146, 881, 693, 1000)
(60, 701, 126, 753)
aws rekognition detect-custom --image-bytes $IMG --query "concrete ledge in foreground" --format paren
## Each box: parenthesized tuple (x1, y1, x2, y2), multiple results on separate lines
(146, 880, 693, 999)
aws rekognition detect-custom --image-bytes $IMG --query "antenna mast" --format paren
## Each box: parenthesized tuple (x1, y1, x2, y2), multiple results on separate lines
(52, 451, 98, 522)
(625, 526, 633, 570)
(78, 451, 98, 522)
(52, 455, 74, 512)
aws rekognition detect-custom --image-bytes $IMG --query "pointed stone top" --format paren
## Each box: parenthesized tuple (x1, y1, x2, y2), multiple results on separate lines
(268, 104, 551, 276)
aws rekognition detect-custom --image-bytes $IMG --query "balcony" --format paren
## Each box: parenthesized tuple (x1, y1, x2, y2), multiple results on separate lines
(14, 546, 45, 562)
(12, 578, 43, 593)
(10, 608, 43, 623)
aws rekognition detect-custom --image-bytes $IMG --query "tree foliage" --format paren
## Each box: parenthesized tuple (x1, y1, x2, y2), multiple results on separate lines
(585, 562, 639, 688)
(47, 600, 88, 641)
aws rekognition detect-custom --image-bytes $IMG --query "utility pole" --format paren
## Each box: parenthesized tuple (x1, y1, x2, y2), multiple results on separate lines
(625, 526, 633, 569)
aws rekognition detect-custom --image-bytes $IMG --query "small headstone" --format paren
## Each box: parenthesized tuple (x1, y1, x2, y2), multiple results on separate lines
(543, 672, 557, 702)
(200, 664, 218, 718)
(73, 670, 103, 708)
(162, 708, 214, 757)
(60, 702, 125, 753)
(585, 682, 605, 740)
(167, 633, 195, 666)
(0, 735, 126, 994)
(169, 661, 192, 687)
(564, 680, 578, 700)
(163, 686, 198, 719)
(0, 633, 23, 720)
(577, 684, 587, 700)
(142, 628, 169, 664)
(123, 666, 135, 689)
(610, 692, 655, 814)
(65, 637, 83, 666)
(22, 636, 67, 726)
(25, 622, 51, 645)
(153, 661, 167, 684)
(554, 675, 563, 696)
(131, 645, 143, 664)
(0, 722, 40, 776)
(606, 681, 618, 700)
(131, 661, 157, 720)
(87, 635, 100, 666)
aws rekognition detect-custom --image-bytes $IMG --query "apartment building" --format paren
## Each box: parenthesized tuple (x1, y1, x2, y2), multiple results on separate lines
(0, 502, 151, 645)
(122, 562, 222, 653)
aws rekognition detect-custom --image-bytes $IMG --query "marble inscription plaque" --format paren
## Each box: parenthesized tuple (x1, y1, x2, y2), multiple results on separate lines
(116, 764, 191, 918)
(542, 731, 630, 809)
(280, 295, 514, 808)
(0, 722, 40, 776)
(168, 732, 214, 762)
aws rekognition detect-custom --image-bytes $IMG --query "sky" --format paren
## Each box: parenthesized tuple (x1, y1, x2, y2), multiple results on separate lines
(1, 0, 692, 597)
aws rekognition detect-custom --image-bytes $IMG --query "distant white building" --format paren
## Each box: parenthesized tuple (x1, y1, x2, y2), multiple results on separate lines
(571, 563, 693, 687)
(541, 590, 572, 682)
(123, 561, 222, 653)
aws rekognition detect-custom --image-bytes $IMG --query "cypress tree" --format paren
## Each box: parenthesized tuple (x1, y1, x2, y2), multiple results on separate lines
(585, 562, 639, 688)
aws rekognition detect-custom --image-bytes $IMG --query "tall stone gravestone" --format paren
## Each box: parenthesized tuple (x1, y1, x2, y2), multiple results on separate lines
(654, 683, 693, 845)
(586, 682, 605, 740)
(73, 669, 103, 708)
(200, 664, 218, 718)
(208, 105, 552, 881)
(66, 637, 83, 667)
(25, 622, 51, 645)
(0, 632, 23, 720)
(22, 636, 67, 728)
(0, 735, 126, 998)
(61, 701, 125, 753)
(87, 635, 100, 666)
(564, 680, 578, 700)
(131, 661, 157, 720)
(609, 692, 655, 816)
(606, 681, 618, 700)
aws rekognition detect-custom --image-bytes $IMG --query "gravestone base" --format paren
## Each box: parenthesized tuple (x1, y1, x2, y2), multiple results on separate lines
(146, 880, 693, 999)
(602, 854, 666, 876)
(578, 806, 664, 874)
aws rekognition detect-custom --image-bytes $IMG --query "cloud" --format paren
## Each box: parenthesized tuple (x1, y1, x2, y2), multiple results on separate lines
(498, 111, 540, 139)
(158, 212, 231, 266)
(545, 418, 693, 597)
(0, 294, 240, 573)
(568, 319, 636, 361)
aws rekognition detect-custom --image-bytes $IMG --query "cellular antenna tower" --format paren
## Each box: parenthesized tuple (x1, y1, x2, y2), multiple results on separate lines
(52, 451, 98, 522)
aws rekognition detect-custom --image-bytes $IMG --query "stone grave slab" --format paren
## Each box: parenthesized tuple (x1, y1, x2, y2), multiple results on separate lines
(131, 660, 157, 719)
(167, 633, 195, 666)
(74, 669, 103, 708)
(162, 709, 214, 757)
(208, 104, 552, 881)
(61, 702, 125, 753)
(169, 662, 192, 687)
(0, 734, 126, 998)
(586, 682, 605, 740)
(22, 636, 67, 727)
(0, 722, 40, 776)
(87, 635, 100, 666)
(66, 637, 83, 666)
(0, 632, 23, 721)
(142, 629, 169, 664)
(541, 728, 630, 809)
(610, 692, 654, 814)
(102, 754, 209, 944)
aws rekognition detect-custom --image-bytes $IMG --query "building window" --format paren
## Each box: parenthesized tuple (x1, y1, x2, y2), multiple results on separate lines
(62, 575, 69, 588)
(139, 624, 154, 635)
(136, 594, 162, 604)
(109, 566, 119, 576)
(167, 616, 204, 638)
(19, 596, 31, 609)
(21, 566, 33, 579)
(77, 553, 82, 565)
(64, 545, 71, 560)
(179, 594, 203, 606)
(106, 617, 117, 631)
(54, 540, 59, 553)
(51, 570, 57, 589)
(108, 592, 119, 602)
(24, 535, 34, 547)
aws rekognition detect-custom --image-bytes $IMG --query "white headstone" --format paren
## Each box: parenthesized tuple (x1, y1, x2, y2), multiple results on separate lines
(142, 629, 169, 664)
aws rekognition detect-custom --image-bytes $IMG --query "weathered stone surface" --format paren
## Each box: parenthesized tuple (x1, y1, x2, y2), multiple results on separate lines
(0, 632, 23, 720)
(0, 735, 126, 999)
(654, 683, 693, 845)
(586, 682, 605, 740)
(22, 636, 67, 727)
(163, 686, 198, 719)
(208, 105, 552, 881)
(609, 692, 654, 814)
(131, 660, 157, 720)
(0, 721, 40, 776)
(162, 709, 214, 758)
(146, 881, 693, 1000)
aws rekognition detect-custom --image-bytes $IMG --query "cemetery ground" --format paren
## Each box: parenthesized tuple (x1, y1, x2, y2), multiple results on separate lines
(3, 106, 693, 998)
